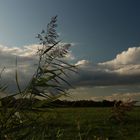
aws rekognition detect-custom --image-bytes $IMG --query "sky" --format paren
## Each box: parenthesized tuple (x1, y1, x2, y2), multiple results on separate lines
(1, 0, 140, 102)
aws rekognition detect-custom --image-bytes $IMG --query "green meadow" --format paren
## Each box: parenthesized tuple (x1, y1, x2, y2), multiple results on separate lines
(1, 107, 139, 140)
(40, 107, 140, 140)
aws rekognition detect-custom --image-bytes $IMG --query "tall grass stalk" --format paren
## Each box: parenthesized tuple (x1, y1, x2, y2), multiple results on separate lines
(0, 16, 76, 139)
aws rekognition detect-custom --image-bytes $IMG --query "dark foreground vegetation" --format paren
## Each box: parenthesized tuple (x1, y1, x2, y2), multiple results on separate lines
(0, 97, 139, 140)
(44, 107, 140, 140)
(0, 107, 140, 140)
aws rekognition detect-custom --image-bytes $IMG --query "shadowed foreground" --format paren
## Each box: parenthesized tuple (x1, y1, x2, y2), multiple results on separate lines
(1, 107, 139, 140)
(44, 107, 140, 140)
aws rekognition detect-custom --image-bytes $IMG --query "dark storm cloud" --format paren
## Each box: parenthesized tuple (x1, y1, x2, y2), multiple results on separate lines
(70, 68, 140, 87)
(1, 44, 140, 93)
(70, 47, 140, 88)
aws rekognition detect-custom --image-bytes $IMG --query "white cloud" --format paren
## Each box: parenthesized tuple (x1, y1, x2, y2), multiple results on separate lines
(0, 44, 40, 57)
(61, 86, 140, 103)
(65, 51, 75, 60)
(92, 93, 140, 102)
(75, 59, 90, 66)
(98, 47, 140, 75)
(99, 47, 140, 66)
(113, 64, 140, 75)
(0, 44, 39, 87)
(0, 43, 74, 92)
(0, 43, 74, 59)
(100, 47, 140, 66)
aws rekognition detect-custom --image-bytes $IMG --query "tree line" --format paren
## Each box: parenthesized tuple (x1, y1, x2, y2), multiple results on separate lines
(0, 96, 119, 108)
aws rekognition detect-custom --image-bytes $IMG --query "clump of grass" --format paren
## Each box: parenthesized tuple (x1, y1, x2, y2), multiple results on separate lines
(110, 99, 138, 123)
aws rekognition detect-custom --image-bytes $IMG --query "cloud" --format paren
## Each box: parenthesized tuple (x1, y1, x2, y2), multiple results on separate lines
(64, 51, 75, 60)
(0, 44, 39, 57)
(75, 60, 90, 66)
(98, 47, 140, 76)
(61, 86, 140, 103)
(0, 43, 73, 92)
(100, 47, 140, 66)
(71, 64, 140, 87)
(1, 43, 140, 102)
(100, 93, 140, 101)
(69, 47, 140, 88)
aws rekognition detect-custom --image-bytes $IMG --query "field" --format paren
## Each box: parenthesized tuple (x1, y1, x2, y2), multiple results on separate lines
(1, 107, 140, 140)
(29, 107, 140, 140)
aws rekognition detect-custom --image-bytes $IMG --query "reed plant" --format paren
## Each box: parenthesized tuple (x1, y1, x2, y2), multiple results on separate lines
(0, 16, 76, 139)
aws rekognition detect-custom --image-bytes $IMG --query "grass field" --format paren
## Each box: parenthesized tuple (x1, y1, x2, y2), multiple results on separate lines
(32, 107, 140, 140)
(1, 107, 140, 140)
(46, 108, 140, 140)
